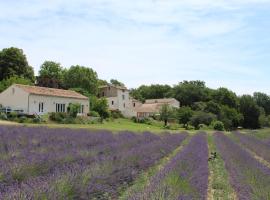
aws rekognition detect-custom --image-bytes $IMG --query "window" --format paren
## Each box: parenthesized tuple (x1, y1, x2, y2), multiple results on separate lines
(39, 102, 44, 112)
(12, 88, 15, 95)
(56, 103, 65, 112)
(123, 103, 125, 108)
(81, 105, 84, 114)
(112, 101, 114, 105)
(102, 92, 105, 97)
(133, 103, 136, 107)
(122, 94, 125, 100)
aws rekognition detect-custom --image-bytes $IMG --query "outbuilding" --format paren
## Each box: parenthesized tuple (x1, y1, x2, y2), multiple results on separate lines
(0, 84, 89, 116)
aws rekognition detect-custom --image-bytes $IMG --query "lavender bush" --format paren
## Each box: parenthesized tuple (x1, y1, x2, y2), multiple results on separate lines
(234, 132, 270, 162)
(130, 133, 209, 200)
(215, 133, 270, 200)
(0, 126, 187, 199)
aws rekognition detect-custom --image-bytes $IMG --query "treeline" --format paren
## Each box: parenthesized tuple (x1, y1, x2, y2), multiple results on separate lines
(0, 47, 269, 130)
(0, 47, 124, 119)
(130, 81, 270, 129)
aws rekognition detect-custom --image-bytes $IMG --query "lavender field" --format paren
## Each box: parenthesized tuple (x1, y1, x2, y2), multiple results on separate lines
(0, 126, 270, 200)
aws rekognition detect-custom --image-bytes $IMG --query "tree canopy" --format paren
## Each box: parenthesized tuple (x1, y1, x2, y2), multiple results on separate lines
(37, 61, 65, 88)
(63, 65, 98, 95)
(0, 47, 34, 82)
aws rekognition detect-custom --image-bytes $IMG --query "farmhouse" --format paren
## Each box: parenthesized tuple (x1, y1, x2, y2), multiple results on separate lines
(98, 84, 141, 117)
(136, 98, 180, 118)
(0, 84, 89, 116)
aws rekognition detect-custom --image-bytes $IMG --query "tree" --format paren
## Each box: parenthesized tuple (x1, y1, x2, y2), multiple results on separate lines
(63, 65, 98, 95)
(171, 81, 210, 106)
(239, 95, 261, 129)
(91, 98, 110, 122)
(110, 79, 125, 87)
(190, 111, 216, 129)
(160, 104, 173, 126)
(130, 84, 172, 102)
(177, 106, 193, 129)
(212, 87, 239, 108)
(211, 121, 225, 131)
(37, 61, 64, 88)
(253, 92, 270, 115)
(0, 47, 34, 82)
(67, 103, 81, 118)
(219, 105, 243, 130)
(0, 76, 33, 92)
(204, 101, 221, 115)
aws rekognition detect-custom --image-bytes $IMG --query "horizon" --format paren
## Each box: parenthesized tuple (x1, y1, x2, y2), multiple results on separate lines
(1, 1, 270, 95)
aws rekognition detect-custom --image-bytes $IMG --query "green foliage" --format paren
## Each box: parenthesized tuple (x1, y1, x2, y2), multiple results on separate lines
(0, 47, 35, 82)
(212, 87, 239, 108)
(219, 105, 243, 130)
(0, 112, 7, 120)
(160, 104, 173, 126)
(37, 61, 64, 88)
(171, 81, 211, 106)
(211, 121, 225, 131)
(253, 92, 270, 115)
(91, 98, 110, 122)
(177, 106, 193, 129)
(192, 101, 207, 111)
(49, 112, 69, 123)
(110, 79, 125, 87)
(63, 65, 98, 95)
(239, 95, 261, 129)
(88, 111, 100, 117)
(110, 110, 124, 119)
(190, 111, 216, 130)
(67, 103, 81, 118)
(0, 75, 33, 92)
(204, 101, 221, 115)
(130, 84, 172, 102)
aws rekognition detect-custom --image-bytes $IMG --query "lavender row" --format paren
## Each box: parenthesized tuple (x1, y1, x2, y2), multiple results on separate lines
(130, 133, 209, 200)
(214, 133, 270, 200)
(0, 126, 187, 199)
(233, 132, 270, 163)
(0, 126, 160, 185)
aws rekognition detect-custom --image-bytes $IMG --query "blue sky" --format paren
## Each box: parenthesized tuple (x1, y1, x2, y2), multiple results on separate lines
(1, 0, 270, 94)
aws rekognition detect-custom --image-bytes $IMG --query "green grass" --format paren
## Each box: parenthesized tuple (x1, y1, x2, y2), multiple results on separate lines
(14, 118, 191, 133)
(207, 133, 236, 200)
(242, 128, 270, 139)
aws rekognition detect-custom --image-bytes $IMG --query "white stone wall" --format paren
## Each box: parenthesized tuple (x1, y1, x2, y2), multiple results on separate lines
(0, 85, 29, 112)
(29, 95, 89, 115)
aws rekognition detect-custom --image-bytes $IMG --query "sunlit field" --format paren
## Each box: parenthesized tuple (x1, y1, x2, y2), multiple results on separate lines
(0, 126, 270, 199)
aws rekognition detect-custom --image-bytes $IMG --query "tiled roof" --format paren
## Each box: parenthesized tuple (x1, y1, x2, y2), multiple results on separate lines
(14, 84, 88, 100)
(136, 103, 162, 113)
(145, 98, 178, 104)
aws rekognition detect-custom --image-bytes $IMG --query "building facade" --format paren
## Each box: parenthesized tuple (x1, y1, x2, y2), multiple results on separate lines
(0, 84, 89, 116)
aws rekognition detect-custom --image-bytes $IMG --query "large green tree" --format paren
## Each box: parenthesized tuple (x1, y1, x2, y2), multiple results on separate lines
(160, 104, 173, 126)
(239, 95, 261, 129)
(37, 61, 64, 88)
(63, 65, 98, 95)
(219, 105, 243, 130)
(177, 106, 193, 129)
(91, 98, 110, 122)
(0, 47, 34, 82)
(110, 79, 125, 87)
(212, 87, 239, 108)
(253, 92, 270, 115)
(130, 84, 172, 102)
(0, 76, 33, 92)
(171, 81, 211, 106)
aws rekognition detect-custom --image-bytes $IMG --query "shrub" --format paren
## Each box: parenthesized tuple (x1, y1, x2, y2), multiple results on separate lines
(111, 110, 123, 119)
(68, 103, 80, 118)
(0, 112, 7, 120)
(8, 112, 18, 119)
(211, 120, 225, 131)
(190, 111, 216, 130)
(49, 112, 69, 123)
(88, 111, 100, 117)
(18, 116, 28, 123)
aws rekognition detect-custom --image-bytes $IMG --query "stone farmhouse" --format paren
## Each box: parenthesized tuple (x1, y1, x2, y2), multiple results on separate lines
(98, 84, 180, 118)
(0, 84, 89, 116)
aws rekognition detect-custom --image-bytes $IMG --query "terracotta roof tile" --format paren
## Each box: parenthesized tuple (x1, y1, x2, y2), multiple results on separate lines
(14, 84, 88, 100)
